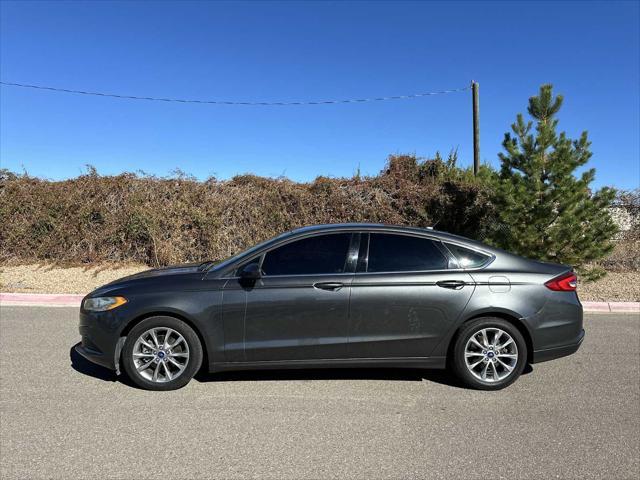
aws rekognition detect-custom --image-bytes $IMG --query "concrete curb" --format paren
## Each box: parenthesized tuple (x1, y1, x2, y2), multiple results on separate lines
(0, 292, 638, 313)
(1, 293, 84, 307)
(581, 301, 640, 313)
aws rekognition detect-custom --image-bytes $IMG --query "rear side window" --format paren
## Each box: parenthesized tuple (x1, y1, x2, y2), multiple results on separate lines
(445, 243, 491, 268)
(367, 234, 447, 272)
(262, 233, 351, 276)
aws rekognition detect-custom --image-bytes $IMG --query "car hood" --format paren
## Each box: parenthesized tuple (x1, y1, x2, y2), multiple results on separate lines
(103, 263, 203, 286)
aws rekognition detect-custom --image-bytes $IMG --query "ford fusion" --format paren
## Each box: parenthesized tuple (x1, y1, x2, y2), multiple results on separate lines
(76, 224, 584, 391)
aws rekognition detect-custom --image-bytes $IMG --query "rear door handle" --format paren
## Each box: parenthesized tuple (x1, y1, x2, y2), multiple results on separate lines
(436, 280, 466, 290)
(313, 282, 344, 291)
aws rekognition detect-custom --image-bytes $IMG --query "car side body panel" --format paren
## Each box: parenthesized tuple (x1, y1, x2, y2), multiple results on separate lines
(225, 273, 353, 362)
(78, 273, 227, 371)
(348, 271, 475, 358)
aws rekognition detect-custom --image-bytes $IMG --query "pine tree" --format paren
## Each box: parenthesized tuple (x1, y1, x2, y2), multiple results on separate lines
(490, 84, 617, 280)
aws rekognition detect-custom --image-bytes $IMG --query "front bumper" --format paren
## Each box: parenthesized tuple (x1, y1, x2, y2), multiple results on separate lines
(75, 342, 114, 370)
(77, 307, 128, 371)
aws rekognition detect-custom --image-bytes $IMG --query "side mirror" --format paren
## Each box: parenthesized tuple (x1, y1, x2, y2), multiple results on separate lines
(239, 262, 262, 280)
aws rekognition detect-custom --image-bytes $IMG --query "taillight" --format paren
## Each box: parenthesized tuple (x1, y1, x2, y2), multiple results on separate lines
(545, 272, 577, 291)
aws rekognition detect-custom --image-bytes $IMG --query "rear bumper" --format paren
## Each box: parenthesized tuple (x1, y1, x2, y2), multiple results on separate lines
(524, 291, 585, 364)
(532, 328, 585, 363)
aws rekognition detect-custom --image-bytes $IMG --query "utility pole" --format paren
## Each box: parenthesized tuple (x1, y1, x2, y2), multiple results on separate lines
(472, 81, 480, 176)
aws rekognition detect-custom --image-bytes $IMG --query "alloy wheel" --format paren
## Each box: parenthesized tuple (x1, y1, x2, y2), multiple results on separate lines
(464, 327, 518, 383)
(132, 327, 190, 383)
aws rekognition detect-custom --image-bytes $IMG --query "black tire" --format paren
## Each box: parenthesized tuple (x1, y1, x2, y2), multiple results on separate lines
(122, 316, 203, 391)
(452, 317, 527, 391)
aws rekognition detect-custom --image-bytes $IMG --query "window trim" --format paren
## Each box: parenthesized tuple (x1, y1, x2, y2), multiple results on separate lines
(344, 232, 362, 274)
(216, 228, 495, 279)
(356, 233, 370, 273)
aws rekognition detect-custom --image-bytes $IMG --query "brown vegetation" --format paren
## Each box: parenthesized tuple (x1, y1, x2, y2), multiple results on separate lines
(0, 155, 495, 266)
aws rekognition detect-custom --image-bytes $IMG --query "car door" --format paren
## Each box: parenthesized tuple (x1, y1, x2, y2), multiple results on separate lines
(223, 232, 358, 362)
(348, 232, 475, 359)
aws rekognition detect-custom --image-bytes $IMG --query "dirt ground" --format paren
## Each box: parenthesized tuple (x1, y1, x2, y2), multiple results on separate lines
(0, 263, 148, 295)
(1, 263, 638, 301)
(576, 271, 640, 302)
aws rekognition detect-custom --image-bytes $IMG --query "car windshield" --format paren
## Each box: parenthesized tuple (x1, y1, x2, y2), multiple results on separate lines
(204, 230, 296, 272)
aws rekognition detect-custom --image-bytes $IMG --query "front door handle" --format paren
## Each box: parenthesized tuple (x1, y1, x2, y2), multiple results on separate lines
(436, 280, 466, 290)
(313, 282, 344, 291)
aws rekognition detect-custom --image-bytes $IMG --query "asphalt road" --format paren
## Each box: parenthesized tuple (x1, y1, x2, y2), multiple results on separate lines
(0, 307, 638, 480)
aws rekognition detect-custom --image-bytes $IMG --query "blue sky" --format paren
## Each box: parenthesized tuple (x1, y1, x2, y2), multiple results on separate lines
(1, 0, 638, 189)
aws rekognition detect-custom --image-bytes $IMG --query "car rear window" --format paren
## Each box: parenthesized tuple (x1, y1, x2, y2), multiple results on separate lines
(367, 234, 448, 272)
(445, 243, 491, 268)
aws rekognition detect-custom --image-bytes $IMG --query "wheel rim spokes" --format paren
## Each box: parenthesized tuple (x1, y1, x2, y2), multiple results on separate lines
(132, 327, 189, 383)
(464, 327, 518, 383)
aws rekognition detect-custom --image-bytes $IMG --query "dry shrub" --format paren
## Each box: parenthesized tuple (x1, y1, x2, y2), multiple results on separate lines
(0, 156, 495, 266)
(595, 189, 640, 272)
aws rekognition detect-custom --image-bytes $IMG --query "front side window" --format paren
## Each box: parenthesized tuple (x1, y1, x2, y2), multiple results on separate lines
(366, 233, 447, 272)
(444, 243, 491, 269)
(261, 233, 352, 276)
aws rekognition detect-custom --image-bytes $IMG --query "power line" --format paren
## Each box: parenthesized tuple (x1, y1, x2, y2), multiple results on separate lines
(0, 81, 470, 106)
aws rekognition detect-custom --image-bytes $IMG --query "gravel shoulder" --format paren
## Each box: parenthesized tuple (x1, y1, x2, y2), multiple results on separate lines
(577, 271, 640, 302)
(0, 263, 148, 294)
(1, 263, 639, 301)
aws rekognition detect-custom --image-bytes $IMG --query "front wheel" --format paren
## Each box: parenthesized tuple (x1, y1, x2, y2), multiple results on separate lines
(452, 317, 527, 390)
(122, 316, 203, 391)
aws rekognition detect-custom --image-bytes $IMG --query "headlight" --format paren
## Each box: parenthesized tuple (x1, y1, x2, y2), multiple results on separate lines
(83, 296, 127, 312)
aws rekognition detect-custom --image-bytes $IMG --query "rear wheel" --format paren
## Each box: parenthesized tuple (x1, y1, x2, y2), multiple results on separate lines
(122, 316, 203, 391)
(452, 317, 527, 390)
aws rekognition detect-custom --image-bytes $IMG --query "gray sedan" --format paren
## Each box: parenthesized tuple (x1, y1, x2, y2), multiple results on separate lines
(76, 223, 584, 391)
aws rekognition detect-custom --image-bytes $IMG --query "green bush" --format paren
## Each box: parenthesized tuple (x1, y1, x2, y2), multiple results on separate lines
(485, 85, 618, 280)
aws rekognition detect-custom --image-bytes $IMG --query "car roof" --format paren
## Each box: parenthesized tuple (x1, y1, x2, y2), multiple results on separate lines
(288, 222, 428, 234)
(284, 223, 489, 248)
